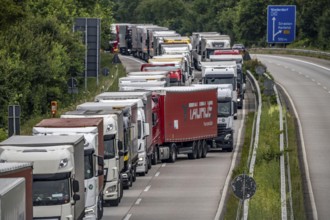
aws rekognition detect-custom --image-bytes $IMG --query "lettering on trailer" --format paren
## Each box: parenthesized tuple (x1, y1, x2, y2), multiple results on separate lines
(182, 100, 213, 120)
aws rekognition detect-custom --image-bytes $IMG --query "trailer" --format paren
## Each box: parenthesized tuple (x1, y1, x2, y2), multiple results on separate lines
(0, 178, 26, 220)
(152, 86, 218, 162)
(0, 162, 33, 220)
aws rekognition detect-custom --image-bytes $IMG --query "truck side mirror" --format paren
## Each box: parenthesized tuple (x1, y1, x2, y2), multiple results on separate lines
(118, 141, 123, 150)
(119, 150, 125, 157)
(144, 123, 150, 137)
(97, 169, 104, 177)
(73, 194, 80, 201)
(72, 180, 79, 193)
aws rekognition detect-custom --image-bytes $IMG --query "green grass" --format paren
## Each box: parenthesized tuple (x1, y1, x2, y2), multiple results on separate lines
(224, 73, 306, 219)
(20, 52, 127, 135)
(224, 112, 255, 219)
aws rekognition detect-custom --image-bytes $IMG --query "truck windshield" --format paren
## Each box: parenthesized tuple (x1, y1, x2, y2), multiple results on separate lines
(218, 101, 231, 117)
(204, 77, 234, 86)
(104, 136, 116, 159)
(33, 178, 70, 206)
(84, 152, 94, 179)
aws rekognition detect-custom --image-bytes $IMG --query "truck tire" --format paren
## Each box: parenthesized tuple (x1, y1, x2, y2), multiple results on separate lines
(148, 156, 152, 169)
(167, 143, 177, 163)
(201, 140, 208, 158)
(196, 140, 202, 159)
(188, 141, 197, 159)
(132, 167, 137, 182)
(152, 148, 158, 165)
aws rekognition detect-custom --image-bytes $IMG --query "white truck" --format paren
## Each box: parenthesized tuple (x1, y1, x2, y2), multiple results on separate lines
(0, 135, 85, 219)
(95, 91, 153, 175)
(152, 31, 181, 56)
(201, 35, 231, 62)
(201, 61, 238, 119)
(119, 75, 170, 89)
(191, 32, 220, 70)
(94, 99, 150, 176)
(61, 109, 125, 206)
(210, 54, 245, 109)
(33, 118, 105, 219)
(75, 102, 139, 190)
(194, 84, 235, 152)
(0, 178, 26, 220)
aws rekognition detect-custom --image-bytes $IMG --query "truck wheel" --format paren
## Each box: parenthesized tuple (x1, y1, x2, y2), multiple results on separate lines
(132, 167, 137, 182)
(167, 143, 177, 163)
(196, 140, 202, 159)
(148, 156, 152, 169)
(188, 141, 197, 159)
(201, 140, 208, 158)
(152, 148, 158, 165)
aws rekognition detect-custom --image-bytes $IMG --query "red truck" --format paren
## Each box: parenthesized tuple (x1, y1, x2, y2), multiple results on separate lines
(151, 86, 217, 163)
(0, 162, 33, 220)
(141, 63, 184, 86)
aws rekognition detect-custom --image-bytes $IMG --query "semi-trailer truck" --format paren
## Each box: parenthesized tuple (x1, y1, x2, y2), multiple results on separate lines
(33, 118, 105, 218)
(0, 135, 85, 219)
(151, 86, 218, 162)
(95, 91, 153, 174)
(62, 109, 125, 206)
(75, 102, 139, 190)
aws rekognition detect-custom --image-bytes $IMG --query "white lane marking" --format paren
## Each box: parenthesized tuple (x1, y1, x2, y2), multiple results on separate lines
(161, 163, 166, 167)
(123, 214, 132, 220)
(323, 86, 328, 90)
(312, 79, 315, 82)
(305, 75, 310, 78)
(144, 185, 151, 192)
(135, 198, 142, 205)
(277, 63, 282, 66)
(299, 72, 302, 75)
(291, 68, 296, 72)
(275, 82, 318, 220)
(257, 54, 330, 72)
(155, 172, 160, 177)
(285, 66, 289, 69)
(317, 82, 321, 86)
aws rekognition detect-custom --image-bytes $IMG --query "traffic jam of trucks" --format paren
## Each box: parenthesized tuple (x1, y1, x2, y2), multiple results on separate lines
(0, 23, 247, 219)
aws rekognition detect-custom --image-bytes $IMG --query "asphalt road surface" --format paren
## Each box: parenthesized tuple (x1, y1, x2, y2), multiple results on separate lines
(100, 55, 255, 220)
(254, 54, 330, 220)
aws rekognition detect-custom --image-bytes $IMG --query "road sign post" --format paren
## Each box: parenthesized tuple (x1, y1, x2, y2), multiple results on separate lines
(267, 5, 296, 44)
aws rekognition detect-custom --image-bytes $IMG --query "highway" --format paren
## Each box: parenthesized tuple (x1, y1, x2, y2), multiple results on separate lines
(101, 55, 255, 220)
(254, 54, 330, 220)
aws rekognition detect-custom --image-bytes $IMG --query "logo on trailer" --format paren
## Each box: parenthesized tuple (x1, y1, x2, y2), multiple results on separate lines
(183, 100, 213, 120)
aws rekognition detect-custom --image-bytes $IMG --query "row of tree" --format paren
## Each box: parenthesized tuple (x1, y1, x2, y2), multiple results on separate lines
(112, 0, 330, 49)
(0, 0, 114, 129)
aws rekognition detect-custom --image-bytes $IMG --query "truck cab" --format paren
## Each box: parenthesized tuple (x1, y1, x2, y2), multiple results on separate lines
(33, 118, 105, 219)
(0, 135, 85, 219)
(75, 103, 138, 191)
(201, 61, 238, 119)
(96, 99, 150, 176)
(61, 109, 124, 206)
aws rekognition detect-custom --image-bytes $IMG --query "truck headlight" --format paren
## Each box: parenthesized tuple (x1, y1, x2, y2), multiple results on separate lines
(224, 134, 231, 140)
(139, 157, 144, 161)
(237, 98, 241, 102)
(105, 185, 117, 193)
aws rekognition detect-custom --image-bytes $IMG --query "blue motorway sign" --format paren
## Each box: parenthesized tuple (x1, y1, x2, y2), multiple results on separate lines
(267, 5, 296, 43)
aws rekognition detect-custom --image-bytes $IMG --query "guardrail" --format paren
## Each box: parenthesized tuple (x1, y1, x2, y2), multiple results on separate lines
(250, 48, 330, 58)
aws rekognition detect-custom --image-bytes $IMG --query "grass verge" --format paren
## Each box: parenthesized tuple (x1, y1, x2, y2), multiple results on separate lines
(224, 66, 306, 219)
